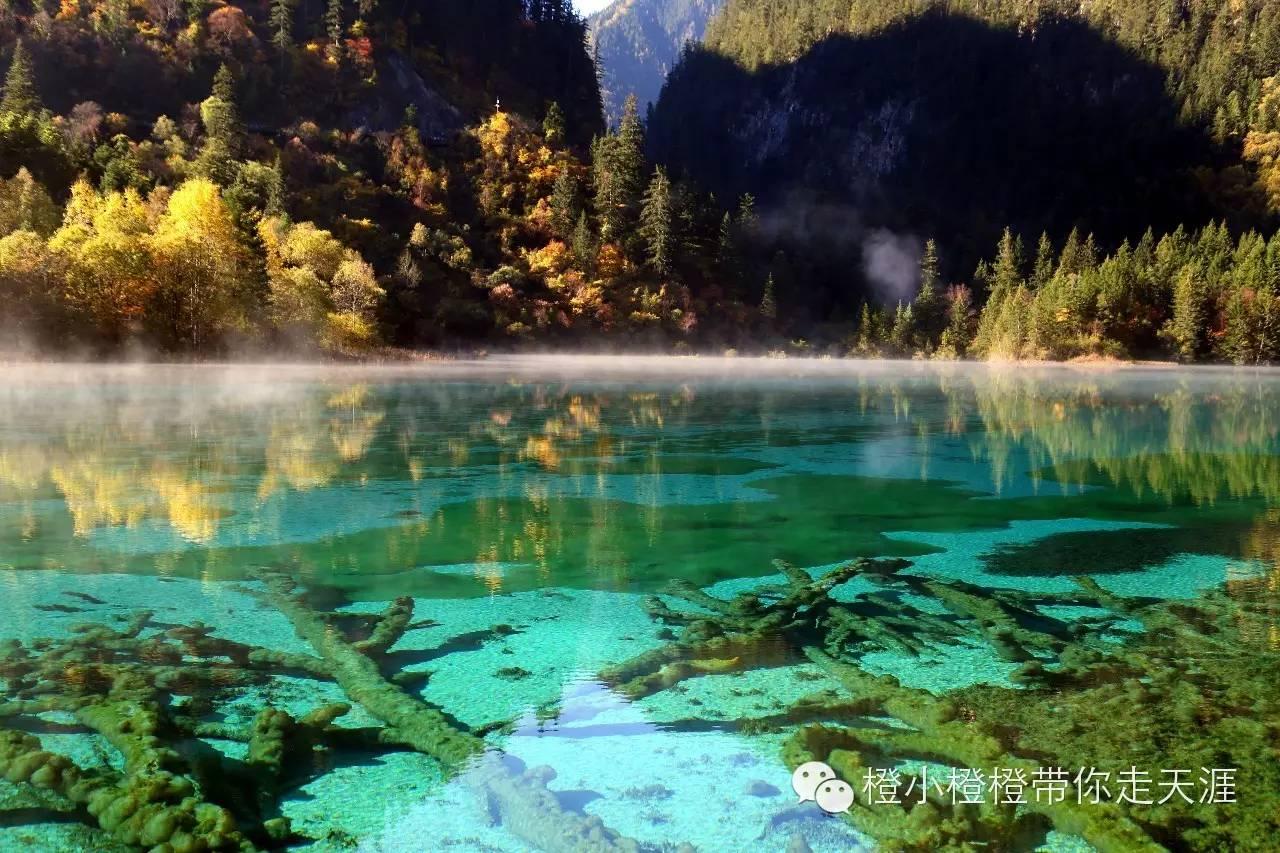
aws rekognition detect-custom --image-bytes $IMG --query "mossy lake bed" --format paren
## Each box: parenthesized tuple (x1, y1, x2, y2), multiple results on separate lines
(0, 358, 1277, 852)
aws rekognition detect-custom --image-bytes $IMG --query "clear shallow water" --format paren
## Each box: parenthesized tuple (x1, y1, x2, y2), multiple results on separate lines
(0, 358, 1277, 852)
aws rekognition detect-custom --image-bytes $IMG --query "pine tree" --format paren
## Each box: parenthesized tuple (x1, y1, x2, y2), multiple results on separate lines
(265, 156, 286, 218)
(1031, 232, 1055, 289)
(543, 102, 566, 147)
(973, 229, 1024, 356)
(1058, 227, 1098, 278)
(211, 62, 235, 105)
(0, 167, 58, 237)
(617, 93, 644, 172)
(735, 193, 757, 232)
(1163, 263, 1205, 362)
(939, 285, 973, 358)
(593, 94, 645, 243)
(991, 227, 1024, 296)
(913, 238, 943, 345)
(197, 65, 242, 185)
(549, 168, 578, 240)
(716, 211, 740, 294)
(326, 0, 344, 63)
(759, 273, 777, 322)
(1, 40, 39, 117)
(890, 301, 915, 355)
(855, 302, 885, 355)
(571, 211, 595, 272)
(1222, 286, 1256, 365)
(270, 0, 295, 53)
(638, 167, 675, 275)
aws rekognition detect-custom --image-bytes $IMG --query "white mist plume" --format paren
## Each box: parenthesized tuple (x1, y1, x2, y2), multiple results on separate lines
(861, 229, 923, 306)
(748, 191, 925, 306)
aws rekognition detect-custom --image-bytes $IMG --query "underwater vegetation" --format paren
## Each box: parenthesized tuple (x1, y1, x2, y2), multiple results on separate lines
(0, 556, 1276, 850)
(0, 569, 654, 852)
(602, 559, 1280, 852)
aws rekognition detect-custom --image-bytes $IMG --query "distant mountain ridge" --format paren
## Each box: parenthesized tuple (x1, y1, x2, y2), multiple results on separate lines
(588, 0, 723, 124)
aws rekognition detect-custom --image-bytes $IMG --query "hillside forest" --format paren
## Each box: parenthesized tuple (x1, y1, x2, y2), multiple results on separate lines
(2, 0, 1280, 363)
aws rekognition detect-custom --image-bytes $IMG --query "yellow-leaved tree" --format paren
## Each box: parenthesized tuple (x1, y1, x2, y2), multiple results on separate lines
(49, 180, 153, 344)
(259, 216, 383, 353)
(0, 168, 59, 238)
(0, 229, 54, 337)
(325, 252, 383, 353)
(0, 169, 60, 338)
(147, 178, 251, 351)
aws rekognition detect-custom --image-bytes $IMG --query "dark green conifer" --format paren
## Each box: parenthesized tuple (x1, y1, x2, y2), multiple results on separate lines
(1, 40, 39, 117)
(639, 167, 675, 275)
(270, 0, 295, 53)
(759, 273, 777, 321)
(543, 102, 566, 147)
(550, 168, 579, 240)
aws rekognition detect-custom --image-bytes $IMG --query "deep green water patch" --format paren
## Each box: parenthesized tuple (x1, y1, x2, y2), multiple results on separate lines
(5, 468, 1276, 601)
(981, 523, 1258, 576)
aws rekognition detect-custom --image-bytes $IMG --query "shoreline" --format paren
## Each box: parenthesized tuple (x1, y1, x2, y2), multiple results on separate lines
(0, 350, 1263, 373)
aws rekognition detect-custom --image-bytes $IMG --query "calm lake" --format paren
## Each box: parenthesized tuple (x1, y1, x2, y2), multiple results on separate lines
(0, 358, 1275, 852)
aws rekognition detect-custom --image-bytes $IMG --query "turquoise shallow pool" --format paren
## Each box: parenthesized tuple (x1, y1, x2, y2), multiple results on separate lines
(0, 358, 1276, 852)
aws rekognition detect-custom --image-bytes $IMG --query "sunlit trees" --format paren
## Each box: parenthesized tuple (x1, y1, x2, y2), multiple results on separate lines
(473, 109, 556, 221)
(0, 228, 54, 336)
(259, 216, 382, 352)
(937, 285, 974, 358)
(49, 180, 154, 344)
(259, 217, 334, 341)
(0, 168, 58, 236)
(196, 65, 242, 185)
(148, 178, 250, 350)
(913, 238, 944, 347)
(972, 229, 1026, 358)
(326, 253, 383, 351)
(1161, 263, 1207, 362)
(542, 101, 566, 148)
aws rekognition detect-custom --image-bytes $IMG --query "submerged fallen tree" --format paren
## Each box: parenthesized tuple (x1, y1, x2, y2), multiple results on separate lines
(0, 569, 649, 852)
(2, 557, 1275, 851)
(601, 558, 1280, 851)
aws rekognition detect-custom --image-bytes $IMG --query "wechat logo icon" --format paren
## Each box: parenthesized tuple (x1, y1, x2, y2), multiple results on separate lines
(791, 761, 855, 815)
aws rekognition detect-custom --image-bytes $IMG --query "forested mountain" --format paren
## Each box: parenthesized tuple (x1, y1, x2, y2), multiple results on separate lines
(650, 0, 1280, 319)
(5, 0, 1280, 363)
(588, 0, 721, 124)
(0, 0, 737, 355)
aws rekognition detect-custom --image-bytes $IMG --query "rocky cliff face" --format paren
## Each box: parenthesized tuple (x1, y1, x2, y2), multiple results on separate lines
(588, 0, 723, 124)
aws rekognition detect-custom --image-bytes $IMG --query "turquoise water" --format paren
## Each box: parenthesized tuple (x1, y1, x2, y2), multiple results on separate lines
(0, 358, 1276, 852)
